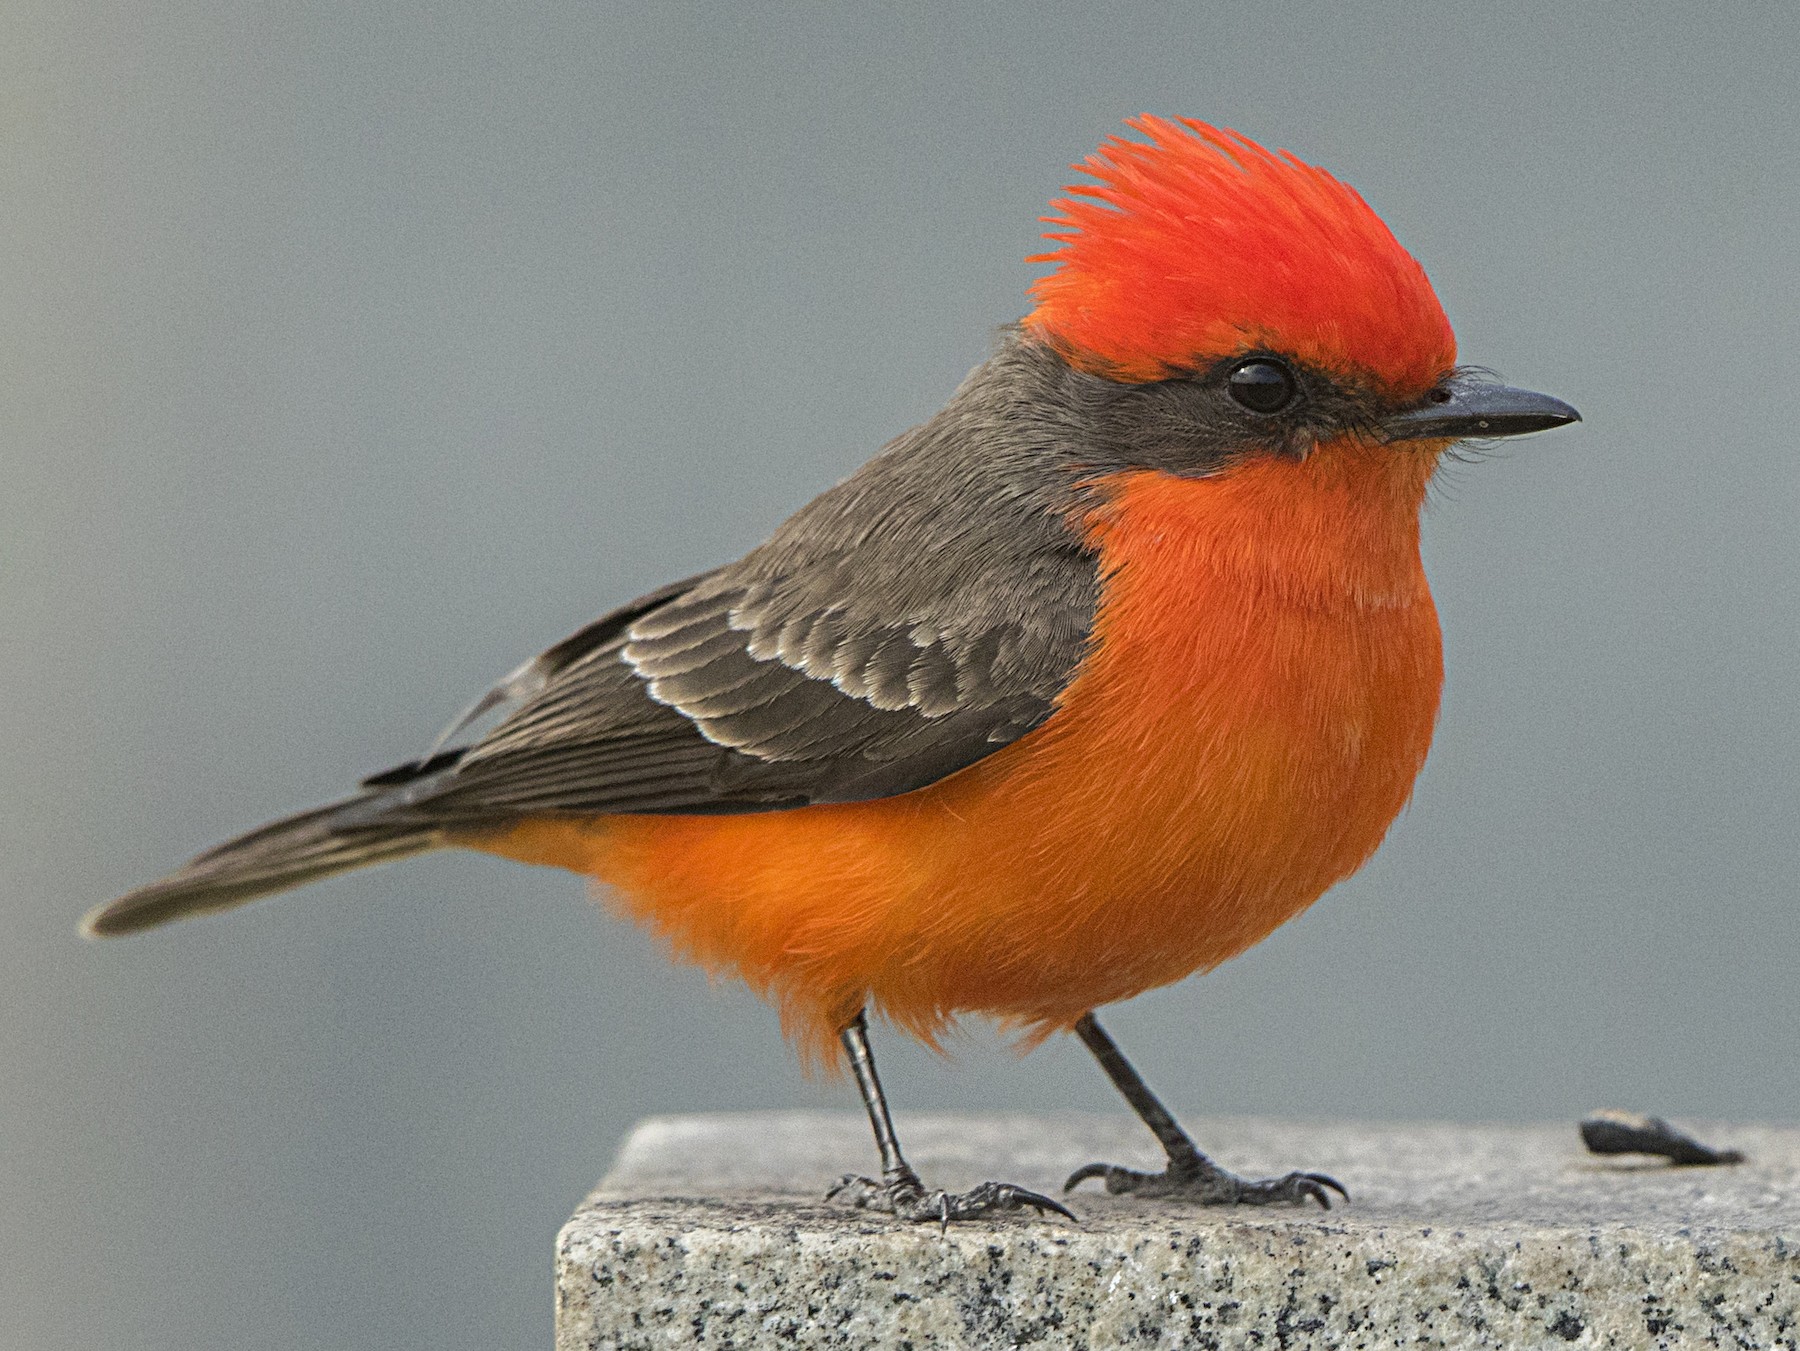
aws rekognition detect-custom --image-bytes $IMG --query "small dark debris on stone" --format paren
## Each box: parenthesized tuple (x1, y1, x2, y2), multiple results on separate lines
(1580, 1111, 1745, 1167)
(1548, 1309, 1585, 1341)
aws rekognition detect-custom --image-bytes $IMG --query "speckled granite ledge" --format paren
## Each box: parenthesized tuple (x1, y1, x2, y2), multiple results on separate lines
(556, 1112, 1800, 1350)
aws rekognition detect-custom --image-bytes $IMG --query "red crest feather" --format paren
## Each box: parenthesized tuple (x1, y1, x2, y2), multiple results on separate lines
(1027, 117, 1456, 396)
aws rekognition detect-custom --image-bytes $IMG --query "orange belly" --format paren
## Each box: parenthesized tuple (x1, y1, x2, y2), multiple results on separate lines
(473, 443, 1444, 1068)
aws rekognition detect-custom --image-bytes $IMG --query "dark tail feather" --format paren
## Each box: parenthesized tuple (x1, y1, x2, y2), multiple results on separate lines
(82, 794, 443, 938)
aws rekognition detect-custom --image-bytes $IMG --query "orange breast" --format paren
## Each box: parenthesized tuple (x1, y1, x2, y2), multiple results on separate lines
(475, 439, 1444, 1068)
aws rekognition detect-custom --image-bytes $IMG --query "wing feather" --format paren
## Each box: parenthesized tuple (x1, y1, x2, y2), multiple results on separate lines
(389, 340, 1103, 824)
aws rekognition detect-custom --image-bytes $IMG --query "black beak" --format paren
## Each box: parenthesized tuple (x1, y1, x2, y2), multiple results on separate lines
(1384, 374, 1581, 442)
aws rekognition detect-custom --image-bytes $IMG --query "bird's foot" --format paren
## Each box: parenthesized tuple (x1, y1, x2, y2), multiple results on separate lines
(1063, 1151, 1346, 1209)
(827, 1165, 1076, 1227)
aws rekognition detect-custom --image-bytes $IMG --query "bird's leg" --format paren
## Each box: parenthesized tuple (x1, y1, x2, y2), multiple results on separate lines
(825, 1010, 1074, 1226)
(1062, 1011, 1345, 1209)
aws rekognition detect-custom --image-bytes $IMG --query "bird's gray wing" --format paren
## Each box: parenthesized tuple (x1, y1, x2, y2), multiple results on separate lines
(389, 371, 1103, 822)
(407, 580, 1081, 820)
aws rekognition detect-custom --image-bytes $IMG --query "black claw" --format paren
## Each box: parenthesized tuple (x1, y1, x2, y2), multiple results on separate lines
(1298, 1179, 1335, 1210)
(1016, 1187, 1079, 1223)
(957, 1179, 1079, 1223)
(827, 1173, 1076, 1226)
(1241, 1168, 1350, 1210)
(1273, 1170, 1349, 1210)
(1062, 1162, 1111, 1193)
(1065, 1159, 1347, 1209)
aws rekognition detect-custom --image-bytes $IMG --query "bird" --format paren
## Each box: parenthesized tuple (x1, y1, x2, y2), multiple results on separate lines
(84, 116, 1579, 1224)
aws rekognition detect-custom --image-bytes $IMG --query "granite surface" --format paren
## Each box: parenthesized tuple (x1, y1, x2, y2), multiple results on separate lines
(556, 1112, 1800, 1350)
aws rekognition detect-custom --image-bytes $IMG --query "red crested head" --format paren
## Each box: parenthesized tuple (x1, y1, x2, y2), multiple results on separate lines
(1027, 117, 1456, 399)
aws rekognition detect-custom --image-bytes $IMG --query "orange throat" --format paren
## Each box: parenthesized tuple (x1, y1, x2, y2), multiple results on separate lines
(476, 437, 1446, 1069)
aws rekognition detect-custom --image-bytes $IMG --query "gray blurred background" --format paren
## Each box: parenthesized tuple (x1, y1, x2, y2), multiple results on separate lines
(7, 2, 1799, 1347)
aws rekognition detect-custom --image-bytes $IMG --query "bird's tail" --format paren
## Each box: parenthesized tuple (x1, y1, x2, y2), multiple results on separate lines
(81, 791, 444, 938)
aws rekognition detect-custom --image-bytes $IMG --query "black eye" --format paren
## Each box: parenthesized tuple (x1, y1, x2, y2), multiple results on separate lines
(1227, 359, 1297, 414)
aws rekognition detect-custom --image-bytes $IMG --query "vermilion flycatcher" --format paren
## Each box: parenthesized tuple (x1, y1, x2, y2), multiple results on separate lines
(86, 117, 1579, 1224)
